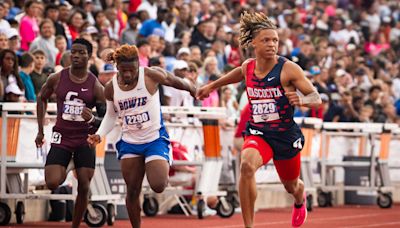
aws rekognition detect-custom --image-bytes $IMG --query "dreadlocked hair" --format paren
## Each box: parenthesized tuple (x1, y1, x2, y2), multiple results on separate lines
(106, 44, 139, 63)
(239, 11, 277, 48)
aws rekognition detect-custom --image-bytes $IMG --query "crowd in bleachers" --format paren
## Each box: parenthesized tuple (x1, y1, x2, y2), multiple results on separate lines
(0, 0, 399, 124)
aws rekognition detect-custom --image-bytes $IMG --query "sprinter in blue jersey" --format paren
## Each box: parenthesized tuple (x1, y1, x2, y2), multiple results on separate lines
(87, 44, 196, 227)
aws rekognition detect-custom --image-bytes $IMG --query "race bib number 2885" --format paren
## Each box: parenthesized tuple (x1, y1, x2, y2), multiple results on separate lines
(251, 99, 280, 123)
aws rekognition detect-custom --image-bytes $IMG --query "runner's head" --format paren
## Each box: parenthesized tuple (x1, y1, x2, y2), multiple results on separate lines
(239, 11, 278, 59)
(70, 38, 93, 68)
(107, 44, 139, 85)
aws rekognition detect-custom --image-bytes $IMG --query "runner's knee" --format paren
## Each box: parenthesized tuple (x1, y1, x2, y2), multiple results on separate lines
(126, 186, 142, 201)
(240, 160, 257, 178)
(46, 181, 60, 191)
(283, 180, 300, 194)
(150, 179, 168, 193)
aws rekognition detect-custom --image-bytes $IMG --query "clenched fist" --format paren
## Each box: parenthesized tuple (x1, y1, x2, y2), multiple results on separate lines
(82, 107, 94, 123)
(285, 91, 301, 106)
(87, 134, 101, 148)
(196, 84, 213, 100)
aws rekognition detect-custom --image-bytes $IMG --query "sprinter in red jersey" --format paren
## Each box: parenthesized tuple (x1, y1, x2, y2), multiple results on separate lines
(197, 12, 321, 228)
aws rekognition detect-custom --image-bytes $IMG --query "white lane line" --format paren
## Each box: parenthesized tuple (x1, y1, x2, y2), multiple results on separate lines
(209, 212, 399, 228)
(340, 222, 400, 228)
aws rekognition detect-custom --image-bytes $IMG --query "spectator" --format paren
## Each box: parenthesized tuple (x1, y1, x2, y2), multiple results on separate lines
(136, 0, 158, 20)
(93, 11, 108, 34)
(7, 28, 22, 57)
(0, 2, 11, 31)
(340, 20, 360, 46)
(198, 56, 220, 86)
(311, 66, 332, 95)
(55, 50, 72, 72)
(189, 1, 201, 25)
(88, 41, 103, 77)
(67, 10, 87, 41)
(137, 10, 150, 23)
(29, 19, 58, 68)
(189, 45, 202, 63)
(190, 19, 215, 52)
(163, 60, 194, 106)
(139, 7, 168, 38)
(136, 39, 151, 67)
(98, 63, 117, 86)
(162, 11, 176, 43)
(84, 0, 96, 25)
(55, 3, 72, 49)
(98, 33, 111, 54)
(55, 36, 67, 66)
(148, 56, 168, 105)
(168, 141, 196, 186)
(174, 3, 194, 37)
(220, 87, 239, 128)
(5, 82, 24, 102)
(0, 31, 8, 50)
(19, 52, 36, 102)
(176, 31, 191, 50)
(176, 47, 191, 62)
(0, 49, 24, 101)
(389, 21, 400, 44)
(211, 39, 226, 72)
(365, 85, 386, 122)
(44, 4, 61, 41)
(30, 49, 47, 96)
(147, 34, 161, 57)
(338, 91, 360, 122)
(329, 19, 346, 50)
(19, 0, 41, 51)
(105, 8, 121, 40)
(225, 31, 242, 67)
(121, 13, 140, 45)
(359, 104, 374, 122)
(201, 74, 220, 107)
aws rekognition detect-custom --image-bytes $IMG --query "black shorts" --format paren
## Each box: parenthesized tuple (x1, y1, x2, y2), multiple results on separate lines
(244, 123, 305, 160)
(45, 145, 96, 169)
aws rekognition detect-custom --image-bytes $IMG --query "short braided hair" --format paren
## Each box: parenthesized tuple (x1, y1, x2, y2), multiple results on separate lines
(239, 11, 277, 48)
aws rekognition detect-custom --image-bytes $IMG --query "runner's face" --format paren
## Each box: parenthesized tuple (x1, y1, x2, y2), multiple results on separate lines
(252, 29, 279, 59)
(117, 61, 139, 85)
(70, 44, 89, 68)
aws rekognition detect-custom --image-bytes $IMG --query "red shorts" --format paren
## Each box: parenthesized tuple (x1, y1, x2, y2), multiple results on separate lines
(242, 135, 301, 181)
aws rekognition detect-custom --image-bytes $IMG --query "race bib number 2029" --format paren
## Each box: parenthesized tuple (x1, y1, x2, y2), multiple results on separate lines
(251, 99, 280, 123)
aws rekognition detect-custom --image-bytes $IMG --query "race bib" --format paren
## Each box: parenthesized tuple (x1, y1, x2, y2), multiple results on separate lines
(251, 99, 280, 123)
(62, 101, 85, 121)
(51, 132, 62, 144)
(124, 112, 151, 130)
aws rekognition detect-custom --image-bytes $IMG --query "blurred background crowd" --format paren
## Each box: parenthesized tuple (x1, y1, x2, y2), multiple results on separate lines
(0, 0, 399, 125)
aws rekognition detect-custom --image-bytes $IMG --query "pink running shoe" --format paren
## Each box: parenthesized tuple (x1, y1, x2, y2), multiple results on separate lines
(292, 192, 307, 227)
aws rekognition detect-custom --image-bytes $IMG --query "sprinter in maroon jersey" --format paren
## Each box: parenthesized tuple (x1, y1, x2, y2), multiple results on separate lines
(35, 39, 105, 228)
(197, 12, 321, 228)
